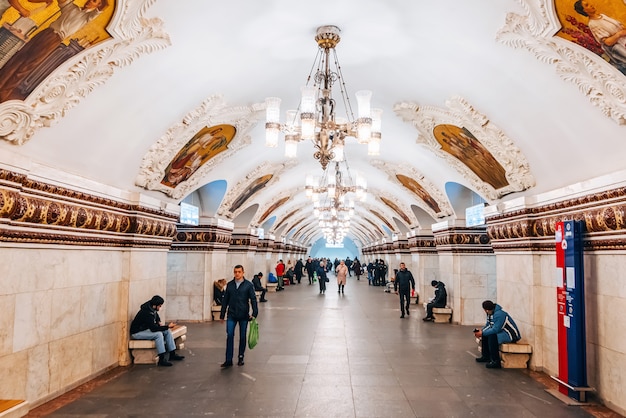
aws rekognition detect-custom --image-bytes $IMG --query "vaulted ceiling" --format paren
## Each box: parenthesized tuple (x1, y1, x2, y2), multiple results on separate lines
(1, 0, 625, 249)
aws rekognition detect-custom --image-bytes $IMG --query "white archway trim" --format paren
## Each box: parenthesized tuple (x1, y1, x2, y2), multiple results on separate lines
(136, 95, 264, 199)
(370, 159, 454, 219)
(498, 0, 626, 125)
(0, 0, 170, 144)
(394, 96, 535, 201)
(217, 160, 298, 220)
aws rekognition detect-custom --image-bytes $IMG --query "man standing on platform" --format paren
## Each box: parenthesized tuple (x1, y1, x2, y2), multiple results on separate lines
(220, 265, 258, 368)
(275, 259, 285, 291)
(394, 262, 415, 318)
(305, 257, 315, 285)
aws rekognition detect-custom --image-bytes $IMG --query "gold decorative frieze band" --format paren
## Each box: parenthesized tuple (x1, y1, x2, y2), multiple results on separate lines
(408, 236, 437, 253)
(487, 186, 626, 252)
(0, 170, 177, 247)
(171, 225, 233, 251)
(433, 227, 492, 254)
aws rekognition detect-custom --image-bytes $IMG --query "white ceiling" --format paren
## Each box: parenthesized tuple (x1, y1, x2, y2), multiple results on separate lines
(2, 0, 626, 247)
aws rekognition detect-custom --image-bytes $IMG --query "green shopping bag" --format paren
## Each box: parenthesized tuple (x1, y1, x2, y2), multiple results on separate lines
(248, 317, 259, 349)
(313, 271, 317, 283)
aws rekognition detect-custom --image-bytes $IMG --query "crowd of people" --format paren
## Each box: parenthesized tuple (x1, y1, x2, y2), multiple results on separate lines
(130, 256, 519, 372)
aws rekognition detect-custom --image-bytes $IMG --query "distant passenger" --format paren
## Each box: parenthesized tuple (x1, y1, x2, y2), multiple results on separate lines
(474, 300, 521, 369)
(213, 278, 227, 305)
(252, 272, 268, 302)
(423, 280, 447, 321)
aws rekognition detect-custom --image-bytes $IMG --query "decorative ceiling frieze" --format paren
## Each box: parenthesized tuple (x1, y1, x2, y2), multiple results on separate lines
(394, 96, 535, 201)
(0, 0, 170, 145)
(370, 159, 454, 219)
(219, 160, 298, 220)
(136, 95, 263, 199)
(498, 0, 626, 125)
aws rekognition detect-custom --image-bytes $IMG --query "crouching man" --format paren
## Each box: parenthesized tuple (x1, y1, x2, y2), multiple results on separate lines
(474, 300, 520, 369)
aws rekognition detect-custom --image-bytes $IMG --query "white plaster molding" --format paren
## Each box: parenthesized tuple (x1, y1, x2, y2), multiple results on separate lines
(360, 201, 398, 234)
(219, 160, 298, 220)
(248, 182, 300, 225)
(393, 96, 535, 201)
(498, 0, 626, 125)
(135, 95, 264, 199)
(0, 0, 170, 144)
(269, 201, 310, 234)
(370, 159, 454, 219)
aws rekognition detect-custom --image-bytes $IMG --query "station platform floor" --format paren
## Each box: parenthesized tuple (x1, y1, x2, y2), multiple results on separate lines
(28, 274, 620, 417)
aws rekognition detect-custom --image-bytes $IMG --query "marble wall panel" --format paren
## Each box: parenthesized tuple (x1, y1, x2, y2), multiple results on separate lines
(48, 331, 94, 395)
(595, 346, 626, 416)
(13, 291, 52, 352)
(50, 287, 82, 340)
(0, 350, 27, 398)
(0, 295, 15, 355)
(91, 323, 121, 372)
(26, 343, 51, 404)
(80, 283, 111, 332)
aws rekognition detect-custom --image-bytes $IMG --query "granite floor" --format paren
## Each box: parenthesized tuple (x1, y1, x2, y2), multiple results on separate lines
(29, 275, 615, 417)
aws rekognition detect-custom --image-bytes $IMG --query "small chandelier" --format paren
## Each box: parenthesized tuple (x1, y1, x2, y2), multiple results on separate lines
(265, 25, 382, 169)
(306, 160, 367, 204)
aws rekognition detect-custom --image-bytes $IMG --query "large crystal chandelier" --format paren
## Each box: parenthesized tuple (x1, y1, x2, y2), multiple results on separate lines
(306, 160, 366, 245)
(265, 25, 382, 170)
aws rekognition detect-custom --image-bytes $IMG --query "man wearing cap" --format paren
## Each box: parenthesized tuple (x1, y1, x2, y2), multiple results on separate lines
(474, 300, 521, 369)
(130, 295, 185, 367)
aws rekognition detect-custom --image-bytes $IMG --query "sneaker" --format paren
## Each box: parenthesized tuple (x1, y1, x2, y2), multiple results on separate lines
(400, 314, 405, 318)
(237, 359, 244, 366)
(475, 357, 490, 363)
(406, 310, 410, 316)
(170, 353, 185, 361)
(486, 361, 502, 369)
(220, 361, 233, 368)
(422, 317, 433, 322)
(260, 299, 268, 302)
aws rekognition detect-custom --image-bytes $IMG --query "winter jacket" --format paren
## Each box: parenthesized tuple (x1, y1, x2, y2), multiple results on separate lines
(394, 269, 415, 291)
(432, 282, 447, 307)
(130, 301, 168, 334)
(481, 304, 521, 344)
(220, 278, 259, 321)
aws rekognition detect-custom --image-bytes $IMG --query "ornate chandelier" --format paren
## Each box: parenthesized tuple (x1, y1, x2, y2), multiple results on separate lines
(265, 25, 382, 170)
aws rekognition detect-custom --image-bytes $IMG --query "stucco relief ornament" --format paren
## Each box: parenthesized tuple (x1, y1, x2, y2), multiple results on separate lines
(370, 159, 454, 219)
(249, 184, 299, 226)
(136, 95, 262, 198)
(498, 0, 626, 125)
(267, 200, 309, 232)
(368, 187, 420, 229)
(0, 0, 170, 145)
(217, 160, 298, 220)
(394, 96, 535, 201)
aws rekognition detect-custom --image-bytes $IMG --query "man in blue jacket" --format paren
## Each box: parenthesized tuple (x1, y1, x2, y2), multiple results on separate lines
(474, 300, 521, 369)
(220, 265, 259, 368)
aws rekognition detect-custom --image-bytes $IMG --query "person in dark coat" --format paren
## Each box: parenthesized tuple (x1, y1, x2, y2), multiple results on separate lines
(394, 263, 416, 318)
(294, 258, 304, 284)
(423, 280, 448, 321)
(353, 258, 362, 280)
(316, 260, 328, 294)
(305, 257, 315, 284)
(252, 272, 267, 302)
(130, 295, 185, 367)
(220, 265, 259, 368)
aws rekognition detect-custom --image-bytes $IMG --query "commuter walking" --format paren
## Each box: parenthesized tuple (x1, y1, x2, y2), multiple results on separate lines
(394, 263, 415, 318)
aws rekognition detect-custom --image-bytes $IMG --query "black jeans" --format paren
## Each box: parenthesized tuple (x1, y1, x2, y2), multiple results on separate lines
(426, 302, 445, 318)
(399, 289, 410, 314)
(481, 333, 501, 363)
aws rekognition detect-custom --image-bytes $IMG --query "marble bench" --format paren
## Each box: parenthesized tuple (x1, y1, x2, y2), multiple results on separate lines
(128, 325, 187, 365)
(0, 400, 28, 418)
(432, 307, 453, 323)
(267, 282, 278, 292)
(211, 304, 222, 321)
(500, 341, 532, 369)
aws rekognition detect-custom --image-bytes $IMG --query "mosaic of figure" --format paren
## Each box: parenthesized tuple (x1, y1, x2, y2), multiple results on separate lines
(396, 174, 442, 214)
(371, 209, 394, 232)
(380, 196, 411, 225)
(229, 173, 273, 213)
(258, 196, 289, 224)
(433, 124, 509, 190)
(161, 124, 236, 188)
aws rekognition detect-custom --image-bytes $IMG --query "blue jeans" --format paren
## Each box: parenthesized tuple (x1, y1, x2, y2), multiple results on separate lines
(226, 318, 249, 362)
(131, 329, 175, 355)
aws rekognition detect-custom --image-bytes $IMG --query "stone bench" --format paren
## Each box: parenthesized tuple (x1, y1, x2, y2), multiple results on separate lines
(432, 307, 453, 323)
(500, 341, 532, 369)
(267, 282, 278, 292)
(211, 304, 222, 321)
(0, 400, 28, 418)
(129, 325, 187, 365)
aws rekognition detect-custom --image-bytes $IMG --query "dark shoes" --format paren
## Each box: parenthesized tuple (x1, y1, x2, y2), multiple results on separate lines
(486, 361, 502, 369)
(406, 310, 410, 316)
(220, 361, 233, 368)
(260, 299, 268, 303)
(475, 357, 490, 363)
(237, 358, 244, 366)
(158, 358, 173, 367)
(170, 353, 185, 361)
(400, 314, 405, 318)
(422, 317, 433, 322)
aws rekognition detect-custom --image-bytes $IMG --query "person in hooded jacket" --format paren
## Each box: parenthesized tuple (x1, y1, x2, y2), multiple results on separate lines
(130, 295, 185, 367)
(394, 262, 415, 318)
(423, 280, 448, 321)
(474, 300, 521, 369)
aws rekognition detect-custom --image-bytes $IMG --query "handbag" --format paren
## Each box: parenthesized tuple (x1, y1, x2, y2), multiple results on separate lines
(248, 317, 259, 349)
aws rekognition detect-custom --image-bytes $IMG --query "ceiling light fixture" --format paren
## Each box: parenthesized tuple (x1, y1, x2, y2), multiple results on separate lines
(265, 25, 382, 170)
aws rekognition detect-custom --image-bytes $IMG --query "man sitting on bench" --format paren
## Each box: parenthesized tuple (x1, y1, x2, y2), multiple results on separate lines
(130, 295, 185, 367)
(423, 280, 447, 321)
(473, 300, 521, 369)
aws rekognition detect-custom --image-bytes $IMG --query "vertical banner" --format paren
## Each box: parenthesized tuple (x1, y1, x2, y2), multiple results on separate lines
(555, 222, 568, 395)
(555, 220, 588, 401)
